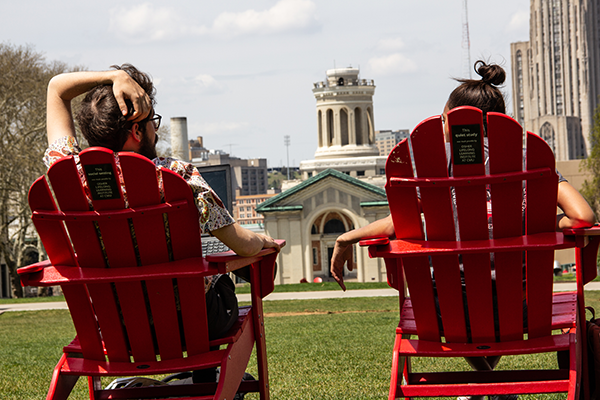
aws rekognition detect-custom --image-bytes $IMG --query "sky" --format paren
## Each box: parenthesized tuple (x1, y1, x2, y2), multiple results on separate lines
(1, 0, 531, 168)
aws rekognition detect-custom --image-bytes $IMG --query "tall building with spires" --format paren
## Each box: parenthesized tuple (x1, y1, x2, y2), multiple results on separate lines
(510, 0, 600, 161)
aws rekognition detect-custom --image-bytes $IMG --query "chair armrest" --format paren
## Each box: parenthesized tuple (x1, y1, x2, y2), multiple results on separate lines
(365, 232, 574, 259)
(563, 225, 600, 285)
(205, 239, 286, 275)
(359, 235, 391, 247)
(18, 257, 216, 287)
(18, 260, 53, 287)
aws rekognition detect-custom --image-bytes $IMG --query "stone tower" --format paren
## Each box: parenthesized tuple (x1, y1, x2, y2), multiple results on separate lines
(300, 67, 387, 181)
(312, 67, 380, 159)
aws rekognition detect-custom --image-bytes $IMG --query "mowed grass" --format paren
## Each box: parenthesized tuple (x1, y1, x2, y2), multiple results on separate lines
(2, 293, 599, 399)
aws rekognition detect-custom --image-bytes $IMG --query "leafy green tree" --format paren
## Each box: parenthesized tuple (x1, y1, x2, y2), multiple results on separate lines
(0, 43, 76, 297)
(581, 104, 600, 220)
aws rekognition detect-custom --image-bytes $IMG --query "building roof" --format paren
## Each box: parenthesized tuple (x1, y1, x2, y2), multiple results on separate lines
(256, 168, 387, 213)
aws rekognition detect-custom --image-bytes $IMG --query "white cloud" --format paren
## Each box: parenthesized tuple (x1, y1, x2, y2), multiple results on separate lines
(507, 10, 529, 32)
(211, 0, 319, 37)
(108, 1, 318, 43)
(367, 53, 417, 76)
(193, 74, 226, 95)
(108, 3, 193, 43)
(377, 37, 405, 52)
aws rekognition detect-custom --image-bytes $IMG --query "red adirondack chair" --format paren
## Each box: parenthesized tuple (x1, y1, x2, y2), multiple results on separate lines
(360, 106, 600, 399)
(18, 147, 284, 400)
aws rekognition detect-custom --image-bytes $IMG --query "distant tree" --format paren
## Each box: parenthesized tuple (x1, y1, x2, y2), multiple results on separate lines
(0, 43, 76, 297)
(581, 104, 600, 220)
(156, 124, 171, 158)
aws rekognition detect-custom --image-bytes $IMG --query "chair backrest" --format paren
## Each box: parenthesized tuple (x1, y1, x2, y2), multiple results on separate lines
(29, 147, 212, 362)
(385, 107, 562, 344)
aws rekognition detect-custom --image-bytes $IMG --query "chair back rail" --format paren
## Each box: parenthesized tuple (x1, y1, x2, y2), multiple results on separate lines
(384, 107, 560, 344)
(30, 148, 211, 362)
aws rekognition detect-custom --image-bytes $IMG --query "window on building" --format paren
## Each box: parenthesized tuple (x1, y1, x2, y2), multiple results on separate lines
(379, 169, 385, 175)
(324, 219, 345, 234)
(357, 170, 365, 176)
(312, 248, 318, 265)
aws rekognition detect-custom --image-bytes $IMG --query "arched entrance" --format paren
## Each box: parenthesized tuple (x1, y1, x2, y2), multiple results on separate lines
(310, 211, 355, 280)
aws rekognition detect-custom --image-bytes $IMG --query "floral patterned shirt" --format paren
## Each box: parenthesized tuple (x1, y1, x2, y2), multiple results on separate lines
(44, 136, 234, 293)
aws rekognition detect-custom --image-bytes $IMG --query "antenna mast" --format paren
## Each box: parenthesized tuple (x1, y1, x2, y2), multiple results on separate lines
(461, 0, 472, 79)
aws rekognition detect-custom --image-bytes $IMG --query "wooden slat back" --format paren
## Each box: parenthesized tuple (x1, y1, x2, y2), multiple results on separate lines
(487, 112, 529, 341)
(524, 132, 559, 338)
(446, 107, 494, 343)
(35, 147, 211, 362)
(385, 107, 560, 344)
(386, 126, 442, 342)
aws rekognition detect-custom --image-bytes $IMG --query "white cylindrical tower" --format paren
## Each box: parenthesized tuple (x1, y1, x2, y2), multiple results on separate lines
(312, 67, 379, 159)
(170, 117, 189, 162)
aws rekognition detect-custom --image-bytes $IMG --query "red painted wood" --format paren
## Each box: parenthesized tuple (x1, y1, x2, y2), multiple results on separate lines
(28, 177, 77, 268)
(47, 156, 106, 268)
(486, 112, 528, 342)
(161, 169, 202, 261)
(144, 279, 183, 360)
(119, 153, 170, 266)
(385, 138, 422, 240)
(85, 283, 130, 362)
(365, 108, 586, 399)
(61, 285, 105, 361)
(79, 149, 137, 269)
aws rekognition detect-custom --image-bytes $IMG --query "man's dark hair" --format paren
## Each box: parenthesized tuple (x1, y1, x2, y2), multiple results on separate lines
(76, 64, 156, 152)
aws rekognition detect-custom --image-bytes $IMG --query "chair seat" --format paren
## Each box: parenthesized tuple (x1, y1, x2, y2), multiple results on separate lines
(59, 306, 254, 377)
(397, 291, 577, 336)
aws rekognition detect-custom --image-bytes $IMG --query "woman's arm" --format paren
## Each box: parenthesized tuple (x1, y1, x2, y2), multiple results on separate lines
(331, 214, 395, 290)
(46, 70, 151, 144)
(556, 181, 596, 229)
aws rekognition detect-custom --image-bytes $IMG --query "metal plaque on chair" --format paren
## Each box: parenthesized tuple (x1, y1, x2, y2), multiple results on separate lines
(451, 124, 483, 165)
(84, 164, 121, 200)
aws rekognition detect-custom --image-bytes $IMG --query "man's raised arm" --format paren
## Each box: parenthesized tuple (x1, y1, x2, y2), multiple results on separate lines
(46, 70, 152, 144)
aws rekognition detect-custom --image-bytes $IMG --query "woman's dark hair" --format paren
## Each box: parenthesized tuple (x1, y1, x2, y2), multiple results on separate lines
(447, 60, 506, 131)
(76, 64, 156, 152)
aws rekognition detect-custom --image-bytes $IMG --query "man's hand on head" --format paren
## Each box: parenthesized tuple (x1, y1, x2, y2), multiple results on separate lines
(111, 70, 151, 122)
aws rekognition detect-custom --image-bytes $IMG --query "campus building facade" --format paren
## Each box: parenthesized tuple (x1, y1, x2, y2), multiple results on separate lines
(510, 0, 600, 160)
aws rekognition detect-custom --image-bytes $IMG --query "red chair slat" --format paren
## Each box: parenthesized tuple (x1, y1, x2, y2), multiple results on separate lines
(47, 156, 106, 268)
(86, 283, 131, 362)
(119, 153, 170, 266)
(402, 257, 441, 342)
(28, 177, 77, 267)
(385, 139, 422, 240)
(62, 285, 105, 361)
(145, 278, 183, 360)
(177, 276, 211, 355)
(79, 148, 137, 268)
(162, 169, 202, 260)
(114, 281, 157, 362)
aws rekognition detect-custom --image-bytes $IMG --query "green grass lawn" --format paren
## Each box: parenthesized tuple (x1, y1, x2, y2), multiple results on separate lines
(2, 293, 599, 399)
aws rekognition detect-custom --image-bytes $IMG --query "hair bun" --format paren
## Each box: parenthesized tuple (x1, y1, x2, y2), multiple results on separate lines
(475, 60, 505, 86)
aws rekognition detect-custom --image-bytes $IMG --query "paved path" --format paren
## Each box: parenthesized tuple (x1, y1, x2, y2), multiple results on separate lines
(1, 282, 599, 313)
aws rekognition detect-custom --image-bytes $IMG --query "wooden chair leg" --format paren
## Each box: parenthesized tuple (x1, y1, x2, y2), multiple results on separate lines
(47, 354, 79, 400)
(251, 262, 270, 400)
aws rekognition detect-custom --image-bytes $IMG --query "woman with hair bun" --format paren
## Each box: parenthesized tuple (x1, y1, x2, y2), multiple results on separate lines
(330, 60, 595, 400)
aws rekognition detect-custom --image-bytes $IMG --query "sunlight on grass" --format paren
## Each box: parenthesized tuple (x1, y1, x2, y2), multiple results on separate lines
(2, 293, 598, 399)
